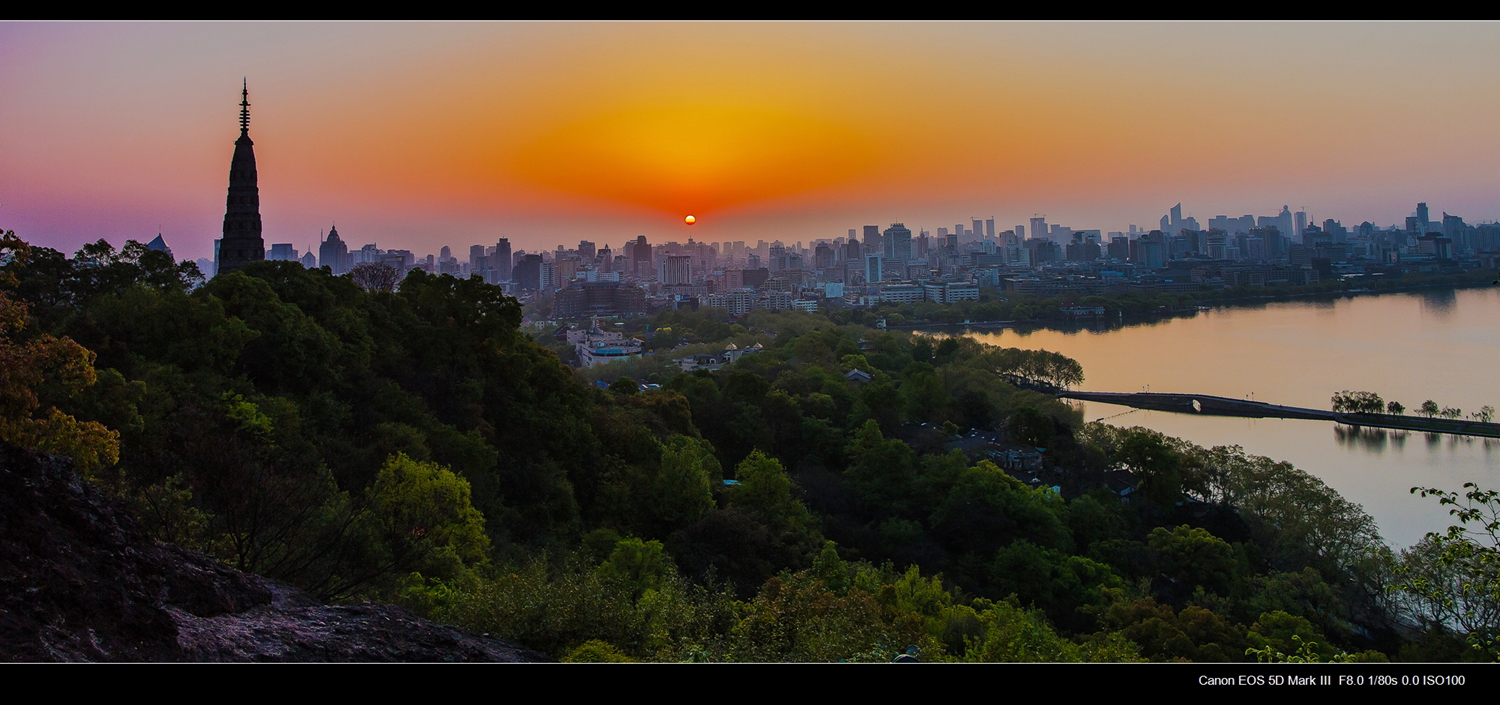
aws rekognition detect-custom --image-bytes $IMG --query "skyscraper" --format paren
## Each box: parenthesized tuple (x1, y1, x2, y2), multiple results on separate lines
(633, 235, 650, 276)
(216, 81, 264, 275)
(884, 223, 912, 261)
(664, 255, 692, 285)
(320, 225, 350, 274)
(496, 238, 512, 281)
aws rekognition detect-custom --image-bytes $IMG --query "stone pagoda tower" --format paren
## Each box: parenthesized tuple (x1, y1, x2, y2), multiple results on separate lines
(216, 80, 264, 274)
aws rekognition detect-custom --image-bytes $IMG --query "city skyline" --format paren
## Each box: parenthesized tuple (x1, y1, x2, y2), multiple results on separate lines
(5, 22, 1499, 262)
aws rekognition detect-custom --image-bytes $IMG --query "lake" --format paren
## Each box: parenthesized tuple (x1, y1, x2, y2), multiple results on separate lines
(960, 286, 1500, 548)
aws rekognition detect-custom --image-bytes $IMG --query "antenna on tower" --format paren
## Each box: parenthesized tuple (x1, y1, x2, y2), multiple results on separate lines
(239, 79, 251, 134)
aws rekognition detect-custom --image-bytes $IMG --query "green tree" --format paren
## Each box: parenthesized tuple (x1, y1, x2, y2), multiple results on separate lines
(1396, 484, 1500, 660)
(368, 452, 491, 579)
(0, 290, 119, 476)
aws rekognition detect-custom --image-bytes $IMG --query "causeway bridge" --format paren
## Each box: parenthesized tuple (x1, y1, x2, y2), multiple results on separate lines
(1060, 390, 1500, 439)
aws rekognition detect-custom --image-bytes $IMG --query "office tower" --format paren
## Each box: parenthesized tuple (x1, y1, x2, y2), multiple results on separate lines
(1016, 225, 1025, 239)
(985, 218, 995, 239)
(319, 226, 350, 274)
(513, 254, 543, 291)
(633, 235, 650, 276)
(972, 219, 983, 241)
(579, 240, 595, 262)
(470, 245, 485, 270)
(662, 255, 691, 285)
(884, 223, 912, 261)
(1417, 202, 1430, 230)
(217, 81, 264, 274)
(814, 243, 833, 269)
(865, 254, 882, 283)
(1030, 217, 1047, 242)
(495, 238, 512, 280)
(862, 225, 880, 255)
(268, 243, 297, 261)
(1295, 210, 1309, 239)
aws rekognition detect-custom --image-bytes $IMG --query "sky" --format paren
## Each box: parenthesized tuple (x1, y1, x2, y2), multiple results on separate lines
(3, 21, 1499, 262)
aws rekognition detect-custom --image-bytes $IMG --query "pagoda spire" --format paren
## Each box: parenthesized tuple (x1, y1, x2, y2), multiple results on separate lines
(239, 78, 250, 134)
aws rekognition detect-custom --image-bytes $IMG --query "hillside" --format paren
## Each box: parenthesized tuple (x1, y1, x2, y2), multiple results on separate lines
(0, 442, 545, 662)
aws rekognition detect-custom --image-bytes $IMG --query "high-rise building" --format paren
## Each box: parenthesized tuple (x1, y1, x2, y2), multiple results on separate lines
(495, 238, 512, 281)
(146, 234, 174, 261)
(513, 254, 543, 291)
(1030, 217, 1047, 243)
(884, 223, 912, 261)
(217, 82, 264, 275)
(664, 255, 692, 285)
(632, 235, 650, 276)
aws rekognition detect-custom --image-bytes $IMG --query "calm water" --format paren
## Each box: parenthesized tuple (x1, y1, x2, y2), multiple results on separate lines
(964, 287, 1500, 547)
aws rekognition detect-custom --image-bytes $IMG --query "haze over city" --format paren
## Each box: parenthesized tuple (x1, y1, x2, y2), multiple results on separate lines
(5, 21, 1499, 263)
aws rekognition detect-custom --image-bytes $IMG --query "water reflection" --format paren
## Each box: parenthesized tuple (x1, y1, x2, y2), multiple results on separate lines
(1334, 424, 1405, 453)
(1417, 289, 1458, 318)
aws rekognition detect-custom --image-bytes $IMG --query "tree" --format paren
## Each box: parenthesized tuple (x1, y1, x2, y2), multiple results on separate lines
(1331, 390, 1383, 414)
(1387, 400, 1405, 415)
(609, 376, 639, 395)
(0, 290, 119, 476)
(1396, 484, 1500, 659)
(368, 452, 491, 579)
(1421, 400, 1440, 418)
(1115, 429, 1185, 507)
(348, 262, 401, 292)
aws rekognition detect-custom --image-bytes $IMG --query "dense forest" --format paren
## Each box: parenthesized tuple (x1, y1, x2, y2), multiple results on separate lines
(2, 230, 1496, 662)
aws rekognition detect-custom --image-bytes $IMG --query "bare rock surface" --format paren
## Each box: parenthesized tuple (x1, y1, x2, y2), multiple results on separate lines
(0, 443, 547, 662)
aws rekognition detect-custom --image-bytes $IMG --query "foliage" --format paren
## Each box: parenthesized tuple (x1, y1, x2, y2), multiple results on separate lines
(1331, 390, 1384, 414)
(368, 452, 491, 580)
(348, 262, 402, 292)
(0, 290, 119, 475)
(1395, 484, 1500, 660)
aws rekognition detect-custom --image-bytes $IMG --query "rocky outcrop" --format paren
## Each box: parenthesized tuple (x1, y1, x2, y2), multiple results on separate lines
(0, 443, 546, 662)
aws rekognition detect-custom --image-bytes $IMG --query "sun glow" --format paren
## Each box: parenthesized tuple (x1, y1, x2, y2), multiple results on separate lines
(507, 104, 878, 216)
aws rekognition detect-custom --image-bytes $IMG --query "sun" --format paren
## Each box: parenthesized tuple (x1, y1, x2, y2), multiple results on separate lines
(684, 215, 696, 225)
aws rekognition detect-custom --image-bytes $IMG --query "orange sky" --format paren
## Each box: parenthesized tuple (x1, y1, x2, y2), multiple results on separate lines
(3, 22, 1499, 261)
